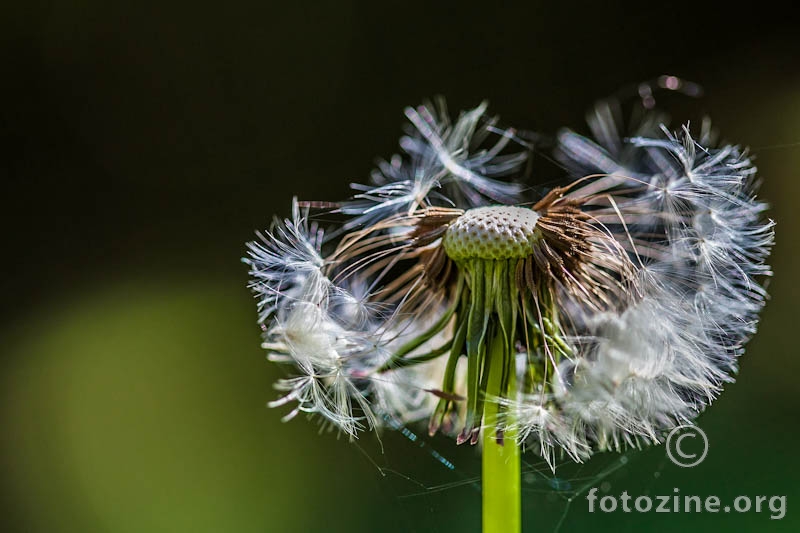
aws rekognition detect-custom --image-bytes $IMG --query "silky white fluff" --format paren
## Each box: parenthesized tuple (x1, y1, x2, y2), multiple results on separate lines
(246, 200, 459, 436)
(340, 99, 528, 230)
(504, 106, 775, 463)
(244, 199, 328, 323)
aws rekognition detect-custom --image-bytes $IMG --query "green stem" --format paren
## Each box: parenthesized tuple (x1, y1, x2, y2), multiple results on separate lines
(482, 329, 521, 533)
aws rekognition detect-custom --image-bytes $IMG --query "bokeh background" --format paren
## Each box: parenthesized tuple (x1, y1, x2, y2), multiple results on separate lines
(2, 2, 798, 532)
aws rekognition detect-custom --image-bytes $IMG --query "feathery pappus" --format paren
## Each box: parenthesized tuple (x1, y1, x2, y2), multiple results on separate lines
(244, 90, 774, 470)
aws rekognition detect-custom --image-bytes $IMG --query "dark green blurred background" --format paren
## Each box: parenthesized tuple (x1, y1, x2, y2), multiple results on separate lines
(2, 2, 798, 532)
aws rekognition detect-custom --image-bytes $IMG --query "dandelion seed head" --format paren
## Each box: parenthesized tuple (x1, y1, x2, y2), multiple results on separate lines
(245, 94, 773, 465)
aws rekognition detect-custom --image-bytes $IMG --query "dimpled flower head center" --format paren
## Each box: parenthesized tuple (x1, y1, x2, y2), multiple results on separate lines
(443, 206, 540, 261)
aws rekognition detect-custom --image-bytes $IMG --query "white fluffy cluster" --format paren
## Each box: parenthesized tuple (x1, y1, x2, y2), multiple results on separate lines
(340, 98, 528, 229)
(244, 200, 328, 323)
(245, 200, 452, 437)
(509, 105, 775, 464)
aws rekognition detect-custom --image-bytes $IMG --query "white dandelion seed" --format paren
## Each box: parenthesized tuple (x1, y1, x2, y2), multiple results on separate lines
(339, 98, 529, 230)
(243, 198, 328, 323)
